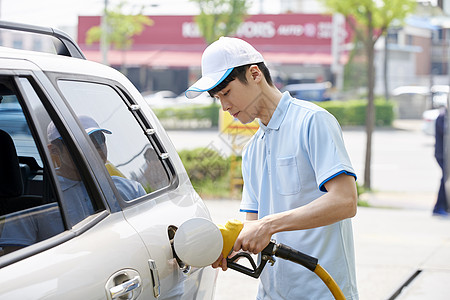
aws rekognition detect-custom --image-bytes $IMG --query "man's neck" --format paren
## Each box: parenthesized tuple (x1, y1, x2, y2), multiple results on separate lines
(258, 87, 283, 126)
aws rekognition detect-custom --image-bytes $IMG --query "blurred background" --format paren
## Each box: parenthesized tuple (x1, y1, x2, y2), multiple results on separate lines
(3, 1, 450, 298)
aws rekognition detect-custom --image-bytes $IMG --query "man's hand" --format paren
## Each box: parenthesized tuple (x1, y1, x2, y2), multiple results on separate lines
(212, 253, 228, 271)
(233, 218, 273, 254)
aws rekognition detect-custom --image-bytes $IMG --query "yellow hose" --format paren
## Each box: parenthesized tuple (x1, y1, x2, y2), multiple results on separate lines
(314, 264, 346, 300)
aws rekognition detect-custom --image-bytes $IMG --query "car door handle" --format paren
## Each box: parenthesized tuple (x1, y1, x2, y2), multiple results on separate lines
(109, 275, 142, 300)
(149, 259, 161, 298)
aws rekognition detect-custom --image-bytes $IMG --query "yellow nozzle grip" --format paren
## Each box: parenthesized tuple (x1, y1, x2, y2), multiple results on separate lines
(218, 219, 244, 258)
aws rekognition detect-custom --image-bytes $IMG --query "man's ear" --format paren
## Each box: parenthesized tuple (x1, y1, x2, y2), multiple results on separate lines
(48, 143, 62, 169)
(248, 65, 262, 83)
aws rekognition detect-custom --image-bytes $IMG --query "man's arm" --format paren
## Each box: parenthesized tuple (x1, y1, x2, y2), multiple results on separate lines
(233, 173, 357, 254)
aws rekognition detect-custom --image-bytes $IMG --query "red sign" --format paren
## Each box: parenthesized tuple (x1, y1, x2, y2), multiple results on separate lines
(78, 14, 351, 52)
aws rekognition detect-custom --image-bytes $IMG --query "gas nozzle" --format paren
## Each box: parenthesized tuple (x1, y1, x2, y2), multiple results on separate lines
(217, 219, 243, 258)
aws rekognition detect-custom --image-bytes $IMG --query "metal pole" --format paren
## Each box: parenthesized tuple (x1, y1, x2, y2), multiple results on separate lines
(331, 13, 344, 91)
(100, 0, 109, 65)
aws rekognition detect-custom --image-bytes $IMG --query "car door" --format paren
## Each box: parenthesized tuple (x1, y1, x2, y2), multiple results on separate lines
(52, 73, 216, 299)
(0, 71, 158, 300)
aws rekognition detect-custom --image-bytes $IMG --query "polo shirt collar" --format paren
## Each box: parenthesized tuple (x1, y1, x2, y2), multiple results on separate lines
(258, 91, 291, 131)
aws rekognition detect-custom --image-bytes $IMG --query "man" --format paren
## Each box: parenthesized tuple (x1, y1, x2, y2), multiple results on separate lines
(47, 115, 146, 207)
(433, 107, 448, 216)
(0, 115, 145, 253)
(185, 37, 358, 299)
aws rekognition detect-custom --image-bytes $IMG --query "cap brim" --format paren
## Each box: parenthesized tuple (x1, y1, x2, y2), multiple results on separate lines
(185, 68, 233, 99)
(86, 128, 112, 135)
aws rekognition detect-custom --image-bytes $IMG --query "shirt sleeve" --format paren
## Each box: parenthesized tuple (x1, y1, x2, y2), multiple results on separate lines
(306, 110, 356, 192)
(239, 148, 259, 214)
(111, 176, 147, 201)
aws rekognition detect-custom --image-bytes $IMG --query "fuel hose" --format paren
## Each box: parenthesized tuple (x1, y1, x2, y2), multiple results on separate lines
(273, 243, 345, 300)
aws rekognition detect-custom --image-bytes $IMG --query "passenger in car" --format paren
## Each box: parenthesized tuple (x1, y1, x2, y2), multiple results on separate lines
(0, 116, 145, 254)
(47, 115, 146, 204)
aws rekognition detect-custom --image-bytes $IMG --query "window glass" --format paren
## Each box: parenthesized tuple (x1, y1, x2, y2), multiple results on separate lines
(0, 77, 97, 256)
(57, 80, 170, 201)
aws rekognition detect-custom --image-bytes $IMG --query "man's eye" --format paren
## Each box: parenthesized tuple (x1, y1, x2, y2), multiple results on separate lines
(224, 90, 230, 96)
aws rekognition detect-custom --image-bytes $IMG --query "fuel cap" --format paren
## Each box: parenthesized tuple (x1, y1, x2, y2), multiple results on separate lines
(173, 217, 223, 268)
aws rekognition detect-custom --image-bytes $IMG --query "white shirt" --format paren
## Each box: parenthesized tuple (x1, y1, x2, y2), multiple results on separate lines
(241, 92, 358, 299)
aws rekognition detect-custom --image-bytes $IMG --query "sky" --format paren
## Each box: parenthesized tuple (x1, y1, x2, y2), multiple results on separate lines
(0, 0, 274, 30)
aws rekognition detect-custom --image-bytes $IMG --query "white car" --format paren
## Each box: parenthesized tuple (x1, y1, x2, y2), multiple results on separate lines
(0, 21, 216, 299)
(422, 108, 440, 136)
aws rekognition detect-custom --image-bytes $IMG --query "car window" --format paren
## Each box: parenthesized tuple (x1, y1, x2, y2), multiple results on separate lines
(57, 80, 170, 202)
(0, 77, 99, 256)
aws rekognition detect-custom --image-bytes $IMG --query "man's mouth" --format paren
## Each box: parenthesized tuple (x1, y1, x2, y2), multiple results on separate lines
(232, 111, 239, 118)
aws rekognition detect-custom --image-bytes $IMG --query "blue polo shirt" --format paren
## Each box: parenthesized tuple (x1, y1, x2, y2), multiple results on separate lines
(240, 92, 358, 299)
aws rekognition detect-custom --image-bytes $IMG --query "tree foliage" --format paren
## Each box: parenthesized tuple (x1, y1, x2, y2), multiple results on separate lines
(322, 0, 416, 189)
(323, 0, 415, 46)
(190, 0, 249, 44)
(85, 2, 153, 51)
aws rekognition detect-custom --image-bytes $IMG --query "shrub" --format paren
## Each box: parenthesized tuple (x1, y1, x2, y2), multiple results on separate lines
(316, 99, 395, 126)
(178, 147, 229, 182)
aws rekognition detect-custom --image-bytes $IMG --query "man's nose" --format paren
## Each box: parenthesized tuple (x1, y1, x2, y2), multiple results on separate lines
(218, 97, 231, 112)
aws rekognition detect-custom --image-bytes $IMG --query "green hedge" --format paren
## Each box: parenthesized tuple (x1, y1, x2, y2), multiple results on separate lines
(178, 147, 233, 198)
(152, 99, 394, 128)
(316, 99, 395, 126)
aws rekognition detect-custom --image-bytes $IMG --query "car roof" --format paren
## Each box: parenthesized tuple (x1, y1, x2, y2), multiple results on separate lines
(0, 46, 133, 87)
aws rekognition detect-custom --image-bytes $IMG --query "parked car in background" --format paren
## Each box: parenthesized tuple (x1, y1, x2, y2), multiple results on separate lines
(144, 90, 215, 108)
(0, 21, 216, 299)
(281, 82, 332, 102)
(431, 85, 449, 108)
(0, 101, 30, 135)
(420, 85, 449, 136)
(422, 108, 441, 136)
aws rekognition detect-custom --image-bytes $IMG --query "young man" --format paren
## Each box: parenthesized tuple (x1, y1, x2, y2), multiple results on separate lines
(186, 37, 359, 299)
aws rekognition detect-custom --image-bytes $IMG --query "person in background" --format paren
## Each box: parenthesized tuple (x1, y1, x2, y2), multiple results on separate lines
(185, 37, 359, 299)
(433, 107, 448, 217)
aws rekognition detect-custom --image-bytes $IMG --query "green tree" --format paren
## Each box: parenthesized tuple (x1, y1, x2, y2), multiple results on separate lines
(190, 0, 249, 44)
(86, 1, 153, 72)
(322, 0, 415, 189)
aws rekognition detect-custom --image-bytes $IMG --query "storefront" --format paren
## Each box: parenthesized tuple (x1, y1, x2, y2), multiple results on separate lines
(77, 13, 351, 95)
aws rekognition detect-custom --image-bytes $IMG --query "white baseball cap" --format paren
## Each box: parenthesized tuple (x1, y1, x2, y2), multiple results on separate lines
(47, 115, 112, 142)
(185, 37, 264, 99)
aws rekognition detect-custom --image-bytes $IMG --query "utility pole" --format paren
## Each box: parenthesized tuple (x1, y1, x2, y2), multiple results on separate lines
(100, 0, 109, 65)
(331, 13, 345, 91)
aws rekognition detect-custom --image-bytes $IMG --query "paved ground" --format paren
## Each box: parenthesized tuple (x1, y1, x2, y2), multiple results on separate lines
(167, 120, 450, 299)
(204, 199, 450, 300)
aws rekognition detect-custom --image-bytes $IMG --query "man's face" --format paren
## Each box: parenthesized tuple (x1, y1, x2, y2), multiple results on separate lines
(89, 131, 107, 163)
(47, 131, 108, 180)
(213, 67, 262, 125)
(48, 140, 80, 180)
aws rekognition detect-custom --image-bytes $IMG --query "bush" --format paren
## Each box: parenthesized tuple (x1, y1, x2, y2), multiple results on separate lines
(178, 147, 229, 182)
(178, 147, 233, 198)
(316, 99, 395, 126)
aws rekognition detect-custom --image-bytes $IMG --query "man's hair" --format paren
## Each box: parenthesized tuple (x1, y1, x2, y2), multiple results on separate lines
(208, 62, 273, 97)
